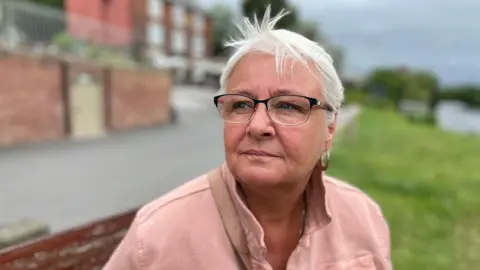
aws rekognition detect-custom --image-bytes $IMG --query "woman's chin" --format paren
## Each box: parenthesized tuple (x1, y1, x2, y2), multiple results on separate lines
(235, 165, 286, 187)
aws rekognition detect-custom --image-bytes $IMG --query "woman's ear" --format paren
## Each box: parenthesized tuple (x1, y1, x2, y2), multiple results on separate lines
(325, 134, 333, 150)
(325, 113, 338, 150)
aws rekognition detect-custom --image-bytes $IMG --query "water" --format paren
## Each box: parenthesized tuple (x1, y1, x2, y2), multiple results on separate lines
(435, 102, 480, 134)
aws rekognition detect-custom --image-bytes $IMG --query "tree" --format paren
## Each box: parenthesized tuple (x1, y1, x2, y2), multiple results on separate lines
(294, 20, 344, 76)
(439, 85, 480, 108)
(363, 68, 409, 108)
(208, 4, 238, 57)
(409, 70, 439, 111)
(242, 0, 298, 30)
(362, 68, 444, 111)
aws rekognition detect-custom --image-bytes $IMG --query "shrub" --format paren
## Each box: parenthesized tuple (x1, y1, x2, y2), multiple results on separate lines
(439, 86, 480, 108)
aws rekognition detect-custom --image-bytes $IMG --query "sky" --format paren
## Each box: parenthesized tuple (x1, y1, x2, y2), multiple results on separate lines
(195, 0, 480, 85)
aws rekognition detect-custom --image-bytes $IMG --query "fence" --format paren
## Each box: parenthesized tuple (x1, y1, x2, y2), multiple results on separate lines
(0, 0, 140, 67)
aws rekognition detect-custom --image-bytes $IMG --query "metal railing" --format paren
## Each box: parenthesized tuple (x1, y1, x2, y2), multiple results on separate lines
(0, 0, 143, 66)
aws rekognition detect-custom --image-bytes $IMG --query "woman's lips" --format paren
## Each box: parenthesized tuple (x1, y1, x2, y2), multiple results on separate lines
(243, 149, 278, 157)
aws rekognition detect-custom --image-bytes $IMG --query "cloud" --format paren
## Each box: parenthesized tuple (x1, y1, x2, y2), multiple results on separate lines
(194, 0, 480, 83)
(292, 0, 383, 10)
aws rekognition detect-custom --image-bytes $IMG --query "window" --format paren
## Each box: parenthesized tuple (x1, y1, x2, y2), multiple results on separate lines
(193, 13, 204, 33)
(172, 29, 186, 53)
(193, 36, 205, 58)
(147, 0, 162, 18)
(147, 22, 164, 45)
(173, 6, 185, 27)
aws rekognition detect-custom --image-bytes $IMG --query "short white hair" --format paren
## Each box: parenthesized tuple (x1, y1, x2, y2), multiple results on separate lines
(218, 6, 344, 125)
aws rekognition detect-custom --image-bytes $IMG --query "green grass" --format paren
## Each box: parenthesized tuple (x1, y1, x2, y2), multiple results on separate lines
(329, 107, 480, 270)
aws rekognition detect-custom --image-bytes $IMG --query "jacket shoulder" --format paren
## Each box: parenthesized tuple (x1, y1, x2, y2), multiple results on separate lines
(324, 175, 391, 258)
(324, 175, 385, 216)
(135, 173, 211, 226)
(105, 171, 230, 269)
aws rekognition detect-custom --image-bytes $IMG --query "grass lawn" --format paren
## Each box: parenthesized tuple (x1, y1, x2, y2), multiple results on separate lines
(329, 107, 480, 270)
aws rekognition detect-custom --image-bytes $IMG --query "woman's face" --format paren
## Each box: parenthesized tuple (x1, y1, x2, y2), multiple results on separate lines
(224, 52, 335, 189)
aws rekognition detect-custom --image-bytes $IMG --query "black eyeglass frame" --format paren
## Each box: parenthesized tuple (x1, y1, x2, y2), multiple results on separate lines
(213, 93, 335, 125)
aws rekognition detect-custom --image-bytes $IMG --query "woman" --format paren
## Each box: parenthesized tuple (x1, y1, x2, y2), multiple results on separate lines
(104, 7, 391, 270)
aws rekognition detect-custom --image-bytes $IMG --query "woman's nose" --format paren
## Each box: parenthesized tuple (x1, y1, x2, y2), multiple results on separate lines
(246, 104, 275, 139)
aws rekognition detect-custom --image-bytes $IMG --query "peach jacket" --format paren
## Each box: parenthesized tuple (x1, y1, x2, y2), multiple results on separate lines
(104, 163, 392, 270)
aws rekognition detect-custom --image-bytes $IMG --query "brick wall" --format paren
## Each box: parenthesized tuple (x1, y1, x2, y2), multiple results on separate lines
(204, 16, 214, 58)
(0, 53, 172, 147)
(163, 0, 173, 56)
(0, 54, 66, 147)
(109, 67, 171, 130)
(65, 0, 134, 46)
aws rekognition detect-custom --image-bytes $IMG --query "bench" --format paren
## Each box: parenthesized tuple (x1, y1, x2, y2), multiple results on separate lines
(0, 209, 137, 270)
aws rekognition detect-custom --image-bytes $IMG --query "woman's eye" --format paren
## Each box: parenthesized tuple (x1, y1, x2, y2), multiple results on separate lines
(277, 102, 296, 110)
(233, 102, 251, 109)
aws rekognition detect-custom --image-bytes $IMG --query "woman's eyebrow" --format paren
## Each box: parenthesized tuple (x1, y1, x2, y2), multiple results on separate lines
(231, 89, 256, 97)
(230, 88, 303, 98)
(272, 88, 302, 96)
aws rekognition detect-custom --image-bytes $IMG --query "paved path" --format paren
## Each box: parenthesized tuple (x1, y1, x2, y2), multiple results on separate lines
(0, 87, 360, 233)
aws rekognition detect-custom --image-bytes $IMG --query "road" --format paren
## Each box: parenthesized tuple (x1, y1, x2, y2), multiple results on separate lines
(0, 86, 224, 232)
(0, 86, 360, 233)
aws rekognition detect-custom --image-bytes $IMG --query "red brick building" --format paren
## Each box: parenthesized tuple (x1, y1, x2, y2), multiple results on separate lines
(65, 0, 214, 60)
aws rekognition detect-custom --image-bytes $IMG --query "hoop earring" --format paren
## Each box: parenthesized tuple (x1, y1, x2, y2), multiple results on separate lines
(320, 150, 331, 171)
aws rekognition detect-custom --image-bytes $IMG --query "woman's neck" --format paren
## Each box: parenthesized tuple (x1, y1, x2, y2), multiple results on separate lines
(240, 183, 305, 223)
(237, 180, 309, 237)
(238, 182, 308, 268)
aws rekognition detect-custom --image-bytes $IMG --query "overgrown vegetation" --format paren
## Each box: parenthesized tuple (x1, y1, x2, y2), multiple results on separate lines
(51, 32, 138, 67)
(440, 85, 480, 108)
(348, 67, 480, 110)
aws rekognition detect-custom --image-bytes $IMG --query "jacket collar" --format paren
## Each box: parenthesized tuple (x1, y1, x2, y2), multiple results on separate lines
(219, 163, 332, 249)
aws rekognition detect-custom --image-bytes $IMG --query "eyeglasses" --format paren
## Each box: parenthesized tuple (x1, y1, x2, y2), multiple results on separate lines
(213, 94, 334, 126)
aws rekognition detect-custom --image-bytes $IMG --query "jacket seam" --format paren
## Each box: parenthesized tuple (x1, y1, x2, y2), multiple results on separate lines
(324, 177, 363, 194)
(134, 217, 146, 270)
(137, 186, 210, 226)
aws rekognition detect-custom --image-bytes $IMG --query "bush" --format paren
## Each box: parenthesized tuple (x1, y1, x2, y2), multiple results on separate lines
(53, 32, 74, 52)
(362, 67, 439, 110)
(365, 96, 396, 109)
(362, 68, 408, 108)
(439, 86, 480, 108)
(343, 88, 365, 105)
(343, 87, 396, 109)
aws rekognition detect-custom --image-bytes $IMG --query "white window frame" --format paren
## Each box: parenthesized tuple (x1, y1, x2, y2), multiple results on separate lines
(193, 35, 205, 58)
(193, 13, 204, 34)
(172, 5, 185, 27)
(147, 21, 164, 45)
(147, 0, 163, 19)
(171, 29, 187, 54)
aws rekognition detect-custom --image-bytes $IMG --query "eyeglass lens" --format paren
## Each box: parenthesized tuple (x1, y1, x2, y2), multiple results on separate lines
(216, 95, 312, 125)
